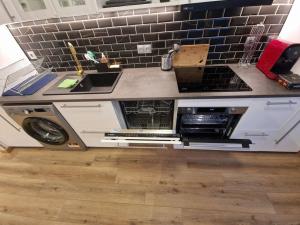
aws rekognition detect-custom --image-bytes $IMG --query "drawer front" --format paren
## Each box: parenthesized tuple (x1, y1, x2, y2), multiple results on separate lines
(54, 101, 122, 133)
(231, 129, 277, 151)
(177, 98, 252, 108)
(250, 98, 300, 130)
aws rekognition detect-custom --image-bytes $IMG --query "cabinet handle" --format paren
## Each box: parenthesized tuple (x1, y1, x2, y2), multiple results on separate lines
(81, 130, 104, 134)
(266, 100, 297, 106)
(275, 120, 300, 144)
(61, 104, 101, 108)
(0, 115, 21, 132)
(244, 132, 268, 137)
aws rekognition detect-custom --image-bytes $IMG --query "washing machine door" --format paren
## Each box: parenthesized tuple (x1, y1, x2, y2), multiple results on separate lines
(22, 117, 69, 145)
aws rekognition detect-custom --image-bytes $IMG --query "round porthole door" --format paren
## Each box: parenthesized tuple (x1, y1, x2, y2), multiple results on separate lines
(22, 117, 69, 145)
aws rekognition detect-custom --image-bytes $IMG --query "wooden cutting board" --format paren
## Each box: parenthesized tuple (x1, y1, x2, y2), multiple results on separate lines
(173, 44, 209, 68)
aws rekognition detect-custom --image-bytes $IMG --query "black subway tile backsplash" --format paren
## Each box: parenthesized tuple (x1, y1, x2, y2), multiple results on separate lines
(265, 15, 283, 24)
(31, 25, 45, 33)
(207, 9, 224, 18)
(166, 22, 181, 31)
(224, 7, 243, 17)
(57, 23, 71, 31)
(83, 20, 98, 29)
(70, 22, 84, 30)
(210, 37, 225, 45)
(247, 15, 265, 25)
(225, 35, 241, 44)
(219, 27, 236, 36)
(230, 17, 248, 26)
(121, 26, 136, 35)
(213, 18, 230, 27)
(277, 5, 292, 14)
(97, 19, 113, 28)
(142, 14, 157, 24)
(203, 28, 219, 37)
(8, 3, 292, 70)
(127, 16, 142, 25)
(30, 34, 43, 42)
(54, 32, 68, 40)
(259, 5, 278, 14)
(107, 27, 121, 36)
(144, 33, 159, 41)
(151, 24, 165, 33)
(159, 32, 173, 40)
(67, 31, 81, 39)
(158, 13, 174, 22)
(116, 35, 130, 43)
(130, 34, 144, 42)
(112, 17, 127, 26)
(242, 6, 260, 15)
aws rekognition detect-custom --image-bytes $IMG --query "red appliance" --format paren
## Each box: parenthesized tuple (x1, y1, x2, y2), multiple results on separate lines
(256, 39, 300, 80)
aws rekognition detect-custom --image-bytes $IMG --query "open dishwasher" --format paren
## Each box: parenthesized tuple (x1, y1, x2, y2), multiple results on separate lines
(103, 100, 181, 145)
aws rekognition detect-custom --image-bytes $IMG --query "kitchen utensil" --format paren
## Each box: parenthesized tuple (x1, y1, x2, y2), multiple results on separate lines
(84, 53, 99, 64)
(68, 42, 83, 76)
(161, 54, 172, 71)
(239, 23, 264, 67)
(161, 44, 180, 71)
(173, 44, 209, 68)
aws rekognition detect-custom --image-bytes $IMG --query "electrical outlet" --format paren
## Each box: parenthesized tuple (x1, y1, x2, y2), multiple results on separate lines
(137, 44, 152, 54)
(137, 45, 145, 54)
(27, 51, 37, 60)
(144, 44, 152, 54)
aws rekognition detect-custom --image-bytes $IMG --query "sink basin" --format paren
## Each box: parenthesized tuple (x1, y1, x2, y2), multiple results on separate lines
(70, 72, 122, 94)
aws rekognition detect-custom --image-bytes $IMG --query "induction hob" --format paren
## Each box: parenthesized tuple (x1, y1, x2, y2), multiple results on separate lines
(175, 66, 252, 93)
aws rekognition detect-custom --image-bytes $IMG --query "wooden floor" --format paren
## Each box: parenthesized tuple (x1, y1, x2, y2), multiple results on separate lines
(0, 147, 300, 225)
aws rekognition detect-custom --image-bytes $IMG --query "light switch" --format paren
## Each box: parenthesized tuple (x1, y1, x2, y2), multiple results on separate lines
(137, 44, 152, 54)
(27, 51, 37, 60)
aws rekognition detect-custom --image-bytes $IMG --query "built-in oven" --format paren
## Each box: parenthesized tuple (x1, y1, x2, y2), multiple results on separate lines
(177, 106, 251, 149)
(103, 100, 181, 145)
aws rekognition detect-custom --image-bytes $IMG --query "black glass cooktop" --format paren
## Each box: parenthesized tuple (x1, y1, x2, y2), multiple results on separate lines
(175, 66, 252, 93)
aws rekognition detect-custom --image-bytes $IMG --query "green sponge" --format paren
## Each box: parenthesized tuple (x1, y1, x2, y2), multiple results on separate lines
(58, 79, 78, 88)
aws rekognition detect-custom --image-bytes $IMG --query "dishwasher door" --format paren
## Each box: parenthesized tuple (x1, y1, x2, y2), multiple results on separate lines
(102, 129, 182, 145)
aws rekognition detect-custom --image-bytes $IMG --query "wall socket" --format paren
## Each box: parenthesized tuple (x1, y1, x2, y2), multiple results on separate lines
(27, 51, 37, 60)
(137, 44, 152, 54)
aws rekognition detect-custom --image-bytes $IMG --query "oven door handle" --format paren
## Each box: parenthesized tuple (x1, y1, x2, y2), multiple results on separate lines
(182, 138, 252, 148)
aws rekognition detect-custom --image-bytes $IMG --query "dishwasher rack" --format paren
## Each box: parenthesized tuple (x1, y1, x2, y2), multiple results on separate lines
(120, 100, 174, 129)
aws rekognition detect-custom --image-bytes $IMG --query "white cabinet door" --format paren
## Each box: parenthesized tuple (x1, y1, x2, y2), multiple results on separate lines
(0, 3, 12, 25)
(10, 0, 56, 21)
(51, 0, 97, 17)
(235, 98, 300, 131)
(231, 97, 300, 152)
(0, 107, 42, 147)
(54, 101, 122, 147)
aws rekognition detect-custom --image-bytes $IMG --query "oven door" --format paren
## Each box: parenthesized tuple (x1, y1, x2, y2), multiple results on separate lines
(181, 137, 252, 150)
(102, 130, 181, 145)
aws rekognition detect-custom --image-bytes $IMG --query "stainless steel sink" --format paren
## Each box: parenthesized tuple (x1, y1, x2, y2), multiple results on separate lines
(70, 72, 122, 94)
(43, 71, 122, 95)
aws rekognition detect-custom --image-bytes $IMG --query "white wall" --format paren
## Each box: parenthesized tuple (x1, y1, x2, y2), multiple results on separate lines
(0, 3, 11, 25)
(279, 0, 300, 74)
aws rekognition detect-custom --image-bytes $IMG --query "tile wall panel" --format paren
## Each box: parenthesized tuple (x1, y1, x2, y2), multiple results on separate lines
(7, 1, 294, 71)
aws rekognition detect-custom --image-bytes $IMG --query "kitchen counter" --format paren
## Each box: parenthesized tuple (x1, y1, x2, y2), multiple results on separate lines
(1, 64, 300, 104)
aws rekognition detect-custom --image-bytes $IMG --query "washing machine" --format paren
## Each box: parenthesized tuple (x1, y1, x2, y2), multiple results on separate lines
(3, 104, 86, 150)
